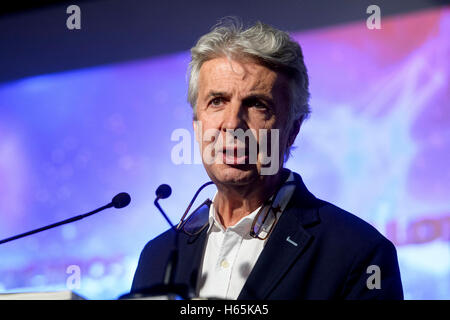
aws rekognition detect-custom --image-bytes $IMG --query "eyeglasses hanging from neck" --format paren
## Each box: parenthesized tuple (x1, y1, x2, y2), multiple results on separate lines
(171, 174, 295, 239)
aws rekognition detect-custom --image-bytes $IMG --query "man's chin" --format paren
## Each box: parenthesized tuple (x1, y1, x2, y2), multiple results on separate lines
(206, 163, 259, 186)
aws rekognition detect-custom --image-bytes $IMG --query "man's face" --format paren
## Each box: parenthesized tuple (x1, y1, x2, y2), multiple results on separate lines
(194, 57, 295, 187)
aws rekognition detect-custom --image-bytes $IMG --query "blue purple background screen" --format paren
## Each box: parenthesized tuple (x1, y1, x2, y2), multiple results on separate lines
(0, 8, 448, 299)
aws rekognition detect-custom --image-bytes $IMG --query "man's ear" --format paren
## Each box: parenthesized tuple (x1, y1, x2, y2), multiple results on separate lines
(287, 117, 302, 148)
(193, 120, 200, 143)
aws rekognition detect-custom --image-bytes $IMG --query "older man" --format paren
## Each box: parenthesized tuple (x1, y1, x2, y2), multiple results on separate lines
(131, 20, 403, 300)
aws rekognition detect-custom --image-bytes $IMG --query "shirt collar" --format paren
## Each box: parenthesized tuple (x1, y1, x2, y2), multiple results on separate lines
(207, 170, 295, 236)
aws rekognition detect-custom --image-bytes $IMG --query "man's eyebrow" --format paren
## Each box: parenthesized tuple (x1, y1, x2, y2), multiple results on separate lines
(208, 91, 228, 97)
(203, 91, 229, 101)
(243, 93, 274, 104)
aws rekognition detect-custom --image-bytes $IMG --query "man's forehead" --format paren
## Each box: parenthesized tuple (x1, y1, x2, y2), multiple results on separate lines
(198, 57, 279, 93)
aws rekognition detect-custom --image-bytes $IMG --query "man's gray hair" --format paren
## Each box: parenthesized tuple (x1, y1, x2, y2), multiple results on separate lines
(187, 18, 311, 125)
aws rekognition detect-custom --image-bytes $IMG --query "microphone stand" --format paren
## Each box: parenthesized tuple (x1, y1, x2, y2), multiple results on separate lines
(121, 182, 213, 300)
(0, 204, 112, 245)
(0, 192, 131, 245)
(155, 182, 213, 298)
(154, 196, 181, 294)
(122, 198, 187, 300)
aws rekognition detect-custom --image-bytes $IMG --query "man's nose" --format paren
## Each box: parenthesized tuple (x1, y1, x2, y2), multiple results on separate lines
(221, 101, 248, 131)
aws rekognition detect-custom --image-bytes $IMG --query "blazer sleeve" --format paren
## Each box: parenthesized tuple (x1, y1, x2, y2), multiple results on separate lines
(340, 237, 404, 300)
(130, 241, 155, 293)
(130, 239, 169, 294)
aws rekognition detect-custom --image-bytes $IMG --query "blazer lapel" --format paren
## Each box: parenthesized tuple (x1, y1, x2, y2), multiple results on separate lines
(238, 172, 321, 300)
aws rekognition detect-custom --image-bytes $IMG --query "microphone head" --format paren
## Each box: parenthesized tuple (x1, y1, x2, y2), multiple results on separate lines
(112, 192, 131, 208)
(155, 184, 172, 200)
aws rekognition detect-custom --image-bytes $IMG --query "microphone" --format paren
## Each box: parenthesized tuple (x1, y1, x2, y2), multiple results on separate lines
(112, 192, 131, 208)
(121, 182, 214, 300)
(120, 185, 181, 300)
(155, 184, 172, 200)
(0, 192, 131, 245)
(152, 182, 213, 293)
(154, 184, 174, 228)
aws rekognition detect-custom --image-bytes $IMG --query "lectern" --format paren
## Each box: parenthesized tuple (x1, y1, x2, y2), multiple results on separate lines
(0, 290, 85, 300)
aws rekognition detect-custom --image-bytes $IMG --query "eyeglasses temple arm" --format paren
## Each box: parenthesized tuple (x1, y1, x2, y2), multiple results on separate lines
(176, 181, 214, 230)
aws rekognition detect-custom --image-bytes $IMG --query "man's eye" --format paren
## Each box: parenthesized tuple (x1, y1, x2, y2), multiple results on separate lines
(210, 97, 224, 106)
(246, 99, 267, 109)
(253, 101, 267, 109)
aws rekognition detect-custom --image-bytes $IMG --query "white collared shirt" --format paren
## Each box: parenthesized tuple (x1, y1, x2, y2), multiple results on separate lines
(197, 172, 296, 299)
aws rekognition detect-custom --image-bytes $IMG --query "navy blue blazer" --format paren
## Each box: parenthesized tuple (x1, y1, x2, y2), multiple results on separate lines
(131, 172, 403, 300)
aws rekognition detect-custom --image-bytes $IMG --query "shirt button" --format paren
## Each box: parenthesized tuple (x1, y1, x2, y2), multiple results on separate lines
(220, 260, 229, 269)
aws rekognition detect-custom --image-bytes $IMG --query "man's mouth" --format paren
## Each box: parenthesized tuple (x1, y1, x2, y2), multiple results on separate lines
(221, 147, 249, 165)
